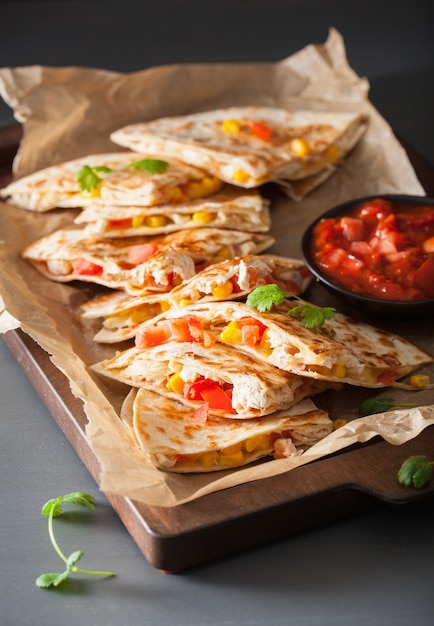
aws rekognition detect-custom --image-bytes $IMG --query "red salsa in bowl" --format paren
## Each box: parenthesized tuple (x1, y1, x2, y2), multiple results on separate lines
(302, 195, 434, 321)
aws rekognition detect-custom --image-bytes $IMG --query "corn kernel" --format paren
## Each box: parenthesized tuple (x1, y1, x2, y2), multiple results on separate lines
(166, 186, 184, 201)
(201, 176, 221, 193)
(290, 138, 311, 157)
(167, 372, 185, 395)
(222, 118, 241, 134)
(212, 246, 232, 264)
(332, 363, 347, 378)
(333, 418, 348, 430)
(219, 450, 245, 466)
(159, 300, 171, 312)
(324, 143, 339, 162)
(245, 434, 269, 453)
(220, 321, 242, 344)
(198, 451, 219, 467)
(145, 215, 169, 228)
(211, 281, 234, 299)
(80, 187, 101, 198)
(178, 298, 192, 307)
(187, 181, 206, 199)
(410, 374, 430, 388)
(132, 215, 144, 228)
(233, 169, 251, 184)
(192, 210, 214, 224)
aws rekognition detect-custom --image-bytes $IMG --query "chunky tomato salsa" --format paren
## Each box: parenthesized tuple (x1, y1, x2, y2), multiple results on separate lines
(310, 198, 434, 301)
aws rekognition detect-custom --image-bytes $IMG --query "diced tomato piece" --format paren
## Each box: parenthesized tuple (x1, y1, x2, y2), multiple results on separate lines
(184, 378, 235, 412)
(414, 257, 434, 297)
(185, 315, 204, 340)
(193, 403, 209, 423)
(422, 236, 434, 253)
(108, 218, 132, 229)
(72, 258, 103, 275)
(360, 199, 393, 222)
(236, 317, 267, 346)
(349, 240, 377, 263)
(168, 318, 194, 342)
(200, 385, 235, 412)
(246, 120, 272, 141)
(318, 246, 348, 270)
(184, 377, 214, 401)
(340, 217, 365, 242)
(127, 243, 159, 265)
(135, 322, 172, 348)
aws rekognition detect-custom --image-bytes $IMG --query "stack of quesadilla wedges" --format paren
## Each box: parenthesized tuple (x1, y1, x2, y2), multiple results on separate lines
(7, 104, 433, 475)
(91, 295, 433, 473)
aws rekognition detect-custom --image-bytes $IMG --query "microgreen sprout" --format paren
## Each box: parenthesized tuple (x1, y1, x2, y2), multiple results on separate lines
(35, 492, 115, 588)
(398, 455, 434, 489)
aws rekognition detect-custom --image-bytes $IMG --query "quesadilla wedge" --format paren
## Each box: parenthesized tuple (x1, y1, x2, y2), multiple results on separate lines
(91, 341, 323, 419)
(110, 106, 368, 199)
(21, 227, 275, 295)
(80, 254, 313, 343)
(123, 387, 333, 472)
(132, 300, 433, 387)
(0, 151, 223, 212)
(74, 186, 271, 237)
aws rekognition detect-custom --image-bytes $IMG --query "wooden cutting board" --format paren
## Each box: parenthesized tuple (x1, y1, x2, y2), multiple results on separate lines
(1, 124, 434, 572)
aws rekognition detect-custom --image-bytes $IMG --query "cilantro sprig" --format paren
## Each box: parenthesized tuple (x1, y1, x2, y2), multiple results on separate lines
(246, 284, 335, 331)
(129, 158, 169, 173)
(77, 165, 112, 192)
(77, 158, 169, 192)
(398, 455, 434, 488)
(358, 397, 418, 417)
(35, 492, 115, 588)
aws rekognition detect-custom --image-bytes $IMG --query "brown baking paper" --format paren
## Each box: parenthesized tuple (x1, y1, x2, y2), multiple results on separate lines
(0, 28, 433, 507)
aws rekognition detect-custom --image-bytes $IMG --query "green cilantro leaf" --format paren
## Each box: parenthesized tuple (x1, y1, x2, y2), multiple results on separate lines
(358, 397, 418, 417)
(246, 284, 335, 331)
(61, 491, 95, 509)
(41, 491, 94, 517)
(287, 303, 335, 330)
(36, 492, 114, 589)
(398, 455, 433, 488)
(92, 166, 112, 173)
(35, 571, 70, 589)
(129, 158, 169, 173)
(77, 164, 110, 191)
(246, 284, 291, 312)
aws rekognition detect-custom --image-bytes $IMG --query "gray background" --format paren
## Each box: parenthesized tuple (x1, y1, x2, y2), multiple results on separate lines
(1, 1, 434, 625)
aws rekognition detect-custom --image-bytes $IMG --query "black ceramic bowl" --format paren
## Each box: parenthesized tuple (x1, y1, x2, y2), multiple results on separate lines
(301, 194, 434, 322)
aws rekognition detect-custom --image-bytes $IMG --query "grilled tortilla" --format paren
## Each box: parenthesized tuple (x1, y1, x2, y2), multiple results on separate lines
(0, 151, 223, 212)
(132, 300, 433, 387)
(80, 254, 312, 343)
(110, 106, 368, 199)
(21, 227, 274, 295)
(92, 341, 322, 419)
(74, 186, 271, 237)
(123, 387, 333, 473)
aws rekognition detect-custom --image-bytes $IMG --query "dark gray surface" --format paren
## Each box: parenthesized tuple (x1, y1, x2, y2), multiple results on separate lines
(1, 2, 434, 624)
(1, 0, 434, 166)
